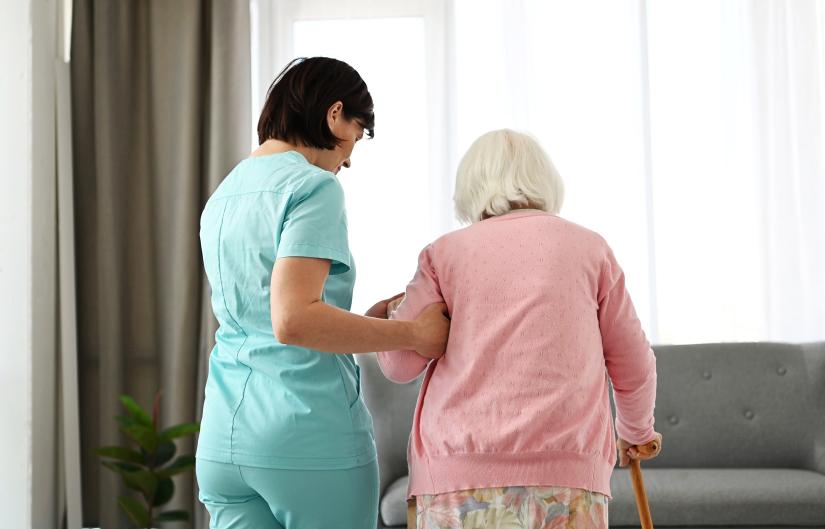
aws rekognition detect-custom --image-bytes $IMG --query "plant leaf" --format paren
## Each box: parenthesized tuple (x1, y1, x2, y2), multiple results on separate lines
(159, 422, 200, 441)
(156, 510, 189, 522)
(97, 446, 146, 465)
(101, 460, 142, 477)
(120, 423, 158, 453)
(118, 495, 149, 527)
(116, 414, 139, 429)
(154, 440, 177, 467)
(109, 465, 157, 499)
(153, 477, 175, 507)
(131, 470, 157, 499)
(119, 395, 153, 426)
(156, 455, 195, 478)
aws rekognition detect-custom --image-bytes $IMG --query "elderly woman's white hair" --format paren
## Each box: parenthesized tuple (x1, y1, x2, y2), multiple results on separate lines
(453, 129, 564, 224)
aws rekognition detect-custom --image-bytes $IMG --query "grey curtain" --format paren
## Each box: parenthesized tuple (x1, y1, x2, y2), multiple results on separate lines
(70, 1, 250, 527)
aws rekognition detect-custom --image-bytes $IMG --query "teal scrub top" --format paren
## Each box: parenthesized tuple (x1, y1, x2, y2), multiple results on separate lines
(196, 150, 376, 469)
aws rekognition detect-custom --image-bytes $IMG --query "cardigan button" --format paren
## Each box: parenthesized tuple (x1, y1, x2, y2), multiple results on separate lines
(702, 371, 712, 380)
(668, 415, 679, 425)
(744, 410, 755, 420)
(777, 366, 787, 376)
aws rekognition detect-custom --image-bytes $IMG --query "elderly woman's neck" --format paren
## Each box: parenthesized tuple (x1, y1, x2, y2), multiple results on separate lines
(481, 202, 545, 220)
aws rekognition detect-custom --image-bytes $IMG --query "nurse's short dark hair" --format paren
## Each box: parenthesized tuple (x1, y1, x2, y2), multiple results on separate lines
(257, 57, 375, 148)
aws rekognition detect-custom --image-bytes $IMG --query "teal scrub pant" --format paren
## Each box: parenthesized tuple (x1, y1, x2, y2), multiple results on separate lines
(196, 457, 380, 529)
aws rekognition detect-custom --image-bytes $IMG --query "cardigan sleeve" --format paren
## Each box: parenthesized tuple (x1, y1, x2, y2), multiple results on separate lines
(377, 244, 444, 383)
(598, 242, 658, 445)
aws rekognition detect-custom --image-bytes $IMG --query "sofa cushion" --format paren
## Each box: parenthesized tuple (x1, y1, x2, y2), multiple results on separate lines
(614, 343, 825, 471)
(380, 475, 410, 527)
(609, 468, 825, 526)
(381, 469, 825, 527)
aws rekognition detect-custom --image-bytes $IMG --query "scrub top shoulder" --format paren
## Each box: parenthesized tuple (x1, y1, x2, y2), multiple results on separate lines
(196, 150, 376, 469)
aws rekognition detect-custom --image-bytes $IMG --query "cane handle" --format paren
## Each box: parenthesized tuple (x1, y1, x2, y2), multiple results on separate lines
(636, 439, 660, 456)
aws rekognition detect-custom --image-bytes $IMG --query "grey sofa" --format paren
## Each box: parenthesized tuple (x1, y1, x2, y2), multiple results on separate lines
(356, 342, 825, 529)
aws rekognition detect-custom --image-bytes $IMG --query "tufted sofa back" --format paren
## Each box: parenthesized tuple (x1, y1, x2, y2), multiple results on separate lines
(625, 342, 825, 471)
(357, 352, 424, 499)
(357, 342, 825, 498)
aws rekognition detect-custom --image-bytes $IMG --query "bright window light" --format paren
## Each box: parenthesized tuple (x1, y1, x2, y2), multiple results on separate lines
(453, 0, 655, 336)
(249, 0, 825, 344)
(293, 17, 435, 314)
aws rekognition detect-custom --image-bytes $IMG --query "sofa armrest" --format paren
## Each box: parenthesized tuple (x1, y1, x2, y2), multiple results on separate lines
(356, 352, 423, 499)
(802, 342, 825, 476)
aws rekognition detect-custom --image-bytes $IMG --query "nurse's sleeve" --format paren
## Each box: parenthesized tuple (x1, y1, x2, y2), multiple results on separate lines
(276, 173, 351, 275)
(377, 244, 444, 383)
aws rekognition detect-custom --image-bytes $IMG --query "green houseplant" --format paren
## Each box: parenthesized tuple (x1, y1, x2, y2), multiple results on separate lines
(97, 391, 200, 528)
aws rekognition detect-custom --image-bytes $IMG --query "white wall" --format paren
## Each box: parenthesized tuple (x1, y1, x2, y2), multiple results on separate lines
(0, 0, 59, 527)
(0, 1, 36, 526)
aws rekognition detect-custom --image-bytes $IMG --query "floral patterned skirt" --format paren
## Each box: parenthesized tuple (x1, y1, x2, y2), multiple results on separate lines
(416, 486, 608, 529)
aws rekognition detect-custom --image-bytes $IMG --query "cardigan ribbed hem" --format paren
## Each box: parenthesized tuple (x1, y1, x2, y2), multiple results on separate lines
(407, 450, 614, 501)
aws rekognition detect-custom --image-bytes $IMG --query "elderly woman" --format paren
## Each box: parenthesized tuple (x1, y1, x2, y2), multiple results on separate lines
(378, 129, 662, 529)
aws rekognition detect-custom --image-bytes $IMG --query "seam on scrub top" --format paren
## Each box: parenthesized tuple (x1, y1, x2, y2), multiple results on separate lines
(332, 356, 358, 456)
(227, 448, 377, 460)
(215, 200, 249, 345)
(236, 460, 253, 489)
(208, 189, 292, 201)
(278, 241, 351, 254)
(208, 159, 325, 201)
(276, 243, 351, 271)
(214, 199, 251, 460)
(228, 349, 251, 462)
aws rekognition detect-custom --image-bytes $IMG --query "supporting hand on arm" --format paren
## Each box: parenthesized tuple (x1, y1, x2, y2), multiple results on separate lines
(270, 256, 449, 356)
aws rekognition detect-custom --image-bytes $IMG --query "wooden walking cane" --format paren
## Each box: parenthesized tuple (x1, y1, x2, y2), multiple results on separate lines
(407, 498, 416, 529)
(629, 439, 660, 529)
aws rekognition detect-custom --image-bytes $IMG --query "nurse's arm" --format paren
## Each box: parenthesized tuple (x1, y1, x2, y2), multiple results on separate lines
(270, 256, 448, 356)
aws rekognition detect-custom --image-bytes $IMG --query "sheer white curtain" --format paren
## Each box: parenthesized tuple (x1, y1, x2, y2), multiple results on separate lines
(251, 0, 455, 318)
(252, 0, 825, 344)
(644, 0, 825, 343)
(451, 0, 656, 336)
(750, 0, 825, 342)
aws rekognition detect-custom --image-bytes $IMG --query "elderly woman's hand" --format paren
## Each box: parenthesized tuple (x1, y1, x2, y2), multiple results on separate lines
(618, 432, 663, 467)
(365, 293, 406, 319)
(386, 295, 405, 317)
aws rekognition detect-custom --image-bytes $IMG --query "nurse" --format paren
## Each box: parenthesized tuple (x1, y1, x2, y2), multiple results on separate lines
(195, 57, 451, 529)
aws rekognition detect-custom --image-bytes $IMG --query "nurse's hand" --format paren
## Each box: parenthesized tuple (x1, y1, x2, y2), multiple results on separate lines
(365, 292, 406, 319)
(412, 303, 450, 359)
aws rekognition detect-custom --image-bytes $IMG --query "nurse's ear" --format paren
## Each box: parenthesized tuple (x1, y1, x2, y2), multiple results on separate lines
(327, 101, 345, 130)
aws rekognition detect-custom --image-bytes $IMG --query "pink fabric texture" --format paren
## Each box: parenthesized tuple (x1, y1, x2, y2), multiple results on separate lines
(377, 210, 657, 500)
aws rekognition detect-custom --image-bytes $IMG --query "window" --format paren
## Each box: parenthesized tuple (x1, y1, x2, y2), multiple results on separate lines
(251, 0, 453, 315)
(252, 0, 825, 343)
